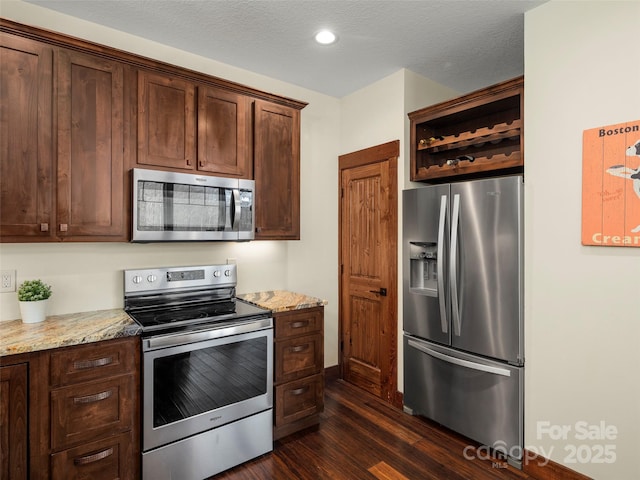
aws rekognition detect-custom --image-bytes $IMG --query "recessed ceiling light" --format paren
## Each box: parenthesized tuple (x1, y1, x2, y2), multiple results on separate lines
(315, 30, 337, 45)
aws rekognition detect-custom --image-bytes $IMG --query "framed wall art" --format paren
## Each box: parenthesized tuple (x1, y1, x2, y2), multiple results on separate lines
(582, 119, 640, 247)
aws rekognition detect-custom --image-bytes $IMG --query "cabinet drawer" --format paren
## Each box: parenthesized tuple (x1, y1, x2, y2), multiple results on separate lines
(50, 338, 137, 387)
(50, 375, 134, 451)
(274, 334, 322, 384)
(51, 431, 133, 480)
(275, 374, 323, 426)
(274, 307, 323, 339)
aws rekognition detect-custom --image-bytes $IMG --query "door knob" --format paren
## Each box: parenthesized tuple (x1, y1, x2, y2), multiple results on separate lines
(369, 288, 387, 296)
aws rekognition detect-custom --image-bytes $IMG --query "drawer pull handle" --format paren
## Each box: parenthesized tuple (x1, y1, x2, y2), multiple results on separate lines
(289, 344, 309, 353)
(73, 447, 114, 466)
(290, 386, 309, 396)
(73, 356, 113, 370)
(290, 320, 309, 329)
(73, 389, 113, 404)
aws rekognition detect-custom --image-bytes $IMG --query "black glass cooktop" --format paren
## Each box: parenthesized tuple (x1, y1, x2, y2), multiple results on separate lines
(128, 299, 270, 333)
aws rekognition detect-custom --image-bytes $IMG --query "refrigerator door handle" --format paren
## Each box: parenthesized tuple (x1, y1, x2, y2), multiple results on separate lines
(450, 193, 461, 336)
(437, 195, 448, 333)
(407, 339, 511, 377)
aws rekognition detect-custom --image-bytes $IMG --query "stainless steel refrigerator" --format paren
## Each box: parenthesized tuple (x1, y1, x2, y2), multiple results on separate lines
(402, 175, 524, 468)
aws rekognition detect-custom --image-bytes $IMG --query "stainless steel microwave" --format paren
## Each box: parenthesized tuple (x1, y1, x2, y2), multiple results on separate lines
(132, 168, 254, 242)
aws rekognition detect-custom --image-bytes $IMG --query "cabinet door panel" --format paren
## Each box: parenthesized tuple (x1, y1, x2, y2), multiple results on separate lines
(274, 373, 323, 426)
(275, 334, 323, 384)
(254, 100, 300, 239)
(137, 71, 196, 169)
(274, 307, 323, 339)
(198, 87, 251, 176)
(57, 49, 126, 238)
(0, 363, 28, 480)
(50, 338, 137, 388)
(0, 34, 54, 239)
(50, 375, 134, 451)
(51, 431, 133, 480)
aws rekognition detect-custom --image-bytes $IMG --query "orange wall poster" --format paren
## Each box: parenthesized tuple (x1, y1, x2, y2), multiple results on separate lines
(582, 119, 640, 247)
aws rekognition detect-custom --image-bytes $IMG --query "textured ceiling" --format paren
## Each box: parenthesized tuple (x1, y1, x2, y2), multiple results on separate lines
(24, 0, 546, 98)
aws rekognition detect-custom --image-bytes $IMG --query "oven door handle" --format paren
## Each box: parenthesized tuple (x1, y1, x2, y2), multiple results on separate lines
(143, 317, 273, 351)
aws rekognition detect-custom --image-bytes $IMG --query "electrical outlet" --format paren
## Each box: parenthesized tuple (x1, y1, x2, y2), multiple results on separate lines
(0, 270, 16, 293)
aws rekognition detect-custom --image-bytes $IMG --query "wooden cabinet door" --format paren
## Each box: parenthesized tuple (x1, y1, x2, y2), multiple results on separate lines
(57, 49, 126, 239)
(137, 70, 196, 170)
(0, 34, 54, 240)
(198, 86, 251, 177)
(253, 99, 300, 239)
(0, 363, 28, 480)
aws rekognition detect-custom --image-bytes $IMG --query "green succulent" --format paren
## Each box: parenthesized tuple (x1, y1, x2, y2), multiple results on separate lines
(17, 279, 52, 302)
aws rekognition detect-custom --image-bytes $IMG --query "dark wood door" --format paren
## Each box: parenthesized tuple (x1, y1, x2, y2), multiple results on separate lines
(253, 99, 300, 239)
(137, 70, 196, 170)
(0, 33, 54, 240)
(198, 86, 251, 177)
(57, 49, 126, 239)
(339, 140, 398, 404)
(0, 363, 28, 480)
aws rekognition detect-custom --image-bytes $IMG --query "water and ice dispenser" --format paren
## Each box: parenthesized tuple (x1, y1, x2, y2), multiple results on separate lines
(409, 242, 438, 297)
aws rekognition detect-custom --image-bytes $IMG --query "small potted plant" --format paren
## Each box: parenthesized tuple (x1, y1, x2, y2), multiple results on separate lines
(17, 279, 52, 324)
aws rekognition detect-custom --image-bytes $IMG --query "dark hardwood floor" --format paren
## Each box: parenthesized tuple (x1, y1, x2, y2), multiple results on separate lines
(215, 378, 537, 480)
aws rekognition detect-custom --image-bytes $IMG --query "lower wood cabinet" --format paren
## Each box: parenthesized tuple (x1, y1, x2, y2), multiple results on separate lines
(273, 307, 324, 440)
(48, 337, 139, 479)
(0, 362, 28, 480)
(0, 336, 140, 479)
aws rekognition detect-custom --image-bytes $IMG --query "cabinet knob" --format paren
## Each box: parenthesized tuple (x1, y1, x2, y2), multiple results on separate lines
(40, 223, 49, 232)
(59, 223, 68, 232)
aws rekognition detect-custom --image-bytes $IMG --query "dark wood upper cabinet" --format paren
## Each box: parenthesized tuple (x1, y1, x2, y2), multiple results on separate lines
(254, 99, 301, 240)
(137, 70, 196, 170)
(137, 71, 252, 178)
(198, 86, 252, 177)
(1, 19, 306, 242)
(57, 49, 127, 240)
(0, 31, 128, 242)
(0, 33, 54, 240)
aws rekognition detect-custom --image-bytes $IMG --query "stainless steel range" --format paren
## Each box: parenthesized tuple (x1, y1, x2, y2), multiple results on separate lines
(124, 264, 273, 480)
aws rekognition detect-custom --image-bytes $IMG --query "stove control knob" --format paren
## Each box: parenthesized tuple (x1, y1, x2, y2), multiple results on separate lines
(224, 269, 231, 277)
(213, 270, 221, 278)
(147, 274, 157, 283)
(132, 275, 143, 284)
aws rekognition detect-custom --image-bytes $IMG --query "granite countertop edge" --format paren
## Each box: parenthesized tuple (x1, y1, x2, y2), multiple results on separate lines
(237, 289, 328, 313)
(0, 308, 140, 357)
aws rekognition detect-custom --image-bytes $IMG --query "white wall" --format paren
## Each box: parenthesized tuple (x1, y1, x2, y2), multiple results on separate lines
(524, 2, 640, 479)
(0, 0, 341, 365)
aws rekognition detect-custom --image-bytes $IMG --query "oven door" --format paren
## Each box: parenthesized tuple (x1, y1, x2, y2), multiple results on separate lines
(142, 318, 273, 451)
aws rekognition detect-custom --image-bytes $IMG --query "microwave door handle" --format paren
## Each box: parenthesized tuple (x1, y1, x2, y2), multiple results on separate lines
(231, 188, 241, 231)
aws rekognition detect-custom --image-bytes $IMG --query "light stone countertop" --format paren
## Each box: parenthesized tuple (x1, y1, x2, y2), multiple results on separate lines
(238, 290, 327, 313)
(0, 309, 140, 357)
(1, 290, 326, 357)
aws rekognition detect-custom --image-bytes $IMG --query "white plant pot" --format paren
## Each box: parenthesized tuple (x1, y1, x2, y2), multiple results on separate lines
(19, 299, 49, 324)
